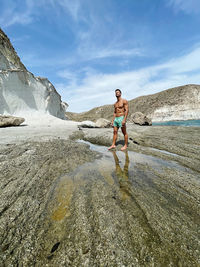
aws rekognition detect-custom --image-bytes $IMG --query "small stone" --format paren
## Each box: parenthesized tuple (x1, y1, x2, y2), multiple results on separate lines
(50, 242, 60, 253)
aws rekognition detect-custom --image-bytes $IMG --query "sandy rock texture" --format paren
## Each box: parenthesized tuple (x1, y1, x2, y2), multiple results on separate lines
(0, 140, 99, 266)
(0, 123, 199, 266)
(0, 115, 25, 127)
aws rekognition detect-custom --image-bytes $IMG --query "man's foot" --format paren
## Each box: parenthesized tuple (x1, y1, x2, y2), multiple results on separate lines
(108, 145, 116, 150)
(121, 145, 127, 151)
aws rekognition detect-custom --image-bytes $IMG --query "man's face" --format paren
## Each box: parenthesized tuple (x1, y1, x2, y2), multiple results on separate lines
(115, 90, 121, 97)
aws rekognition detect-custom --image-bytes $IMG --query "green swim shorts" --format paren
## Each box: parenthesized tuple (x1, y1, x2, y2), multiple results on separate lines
(113, 116, 125, 128)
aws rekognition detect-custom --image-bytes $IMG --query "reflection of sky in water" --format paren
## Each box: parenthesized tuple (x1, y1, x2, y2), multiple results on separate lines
(150, 147, 179, 157)
(77, 139, 186, 172)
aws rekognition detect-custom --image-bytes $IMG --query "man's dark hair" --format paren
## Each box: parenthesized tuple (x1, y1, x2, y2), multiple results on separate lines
(115, 89, 121, 93)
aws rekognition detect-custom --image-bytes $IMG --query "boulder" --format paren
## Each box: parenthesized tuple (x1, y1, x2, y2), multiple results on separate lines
(130, 112, 152, 126)
(0, 115, 25, 127)
(78, 120, 96, 128)
(95, 118, 111, 128)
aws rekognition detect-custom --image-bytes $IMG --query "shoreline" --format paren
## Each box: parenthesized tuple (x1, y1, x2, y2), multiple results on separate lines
(152, 118, 200, 126)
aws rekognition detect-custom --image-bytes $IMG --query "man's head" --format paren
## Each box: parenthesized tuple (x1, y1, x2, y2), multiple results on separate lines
(115, 89, 122, 97)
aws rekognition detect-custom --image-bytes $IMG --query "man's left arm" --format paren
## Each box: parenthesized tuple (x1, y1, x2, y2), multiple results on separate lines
(122, 100, 129, 125)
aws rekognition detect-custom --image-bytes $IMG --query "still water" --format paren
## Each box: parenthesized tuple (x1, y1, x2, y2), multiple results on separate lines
(152, 119, 200, 126)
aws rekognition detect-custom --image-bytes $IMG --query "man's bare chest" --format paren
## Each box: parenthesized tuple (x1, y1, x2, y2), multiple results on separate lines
(115, 101, 124, 109)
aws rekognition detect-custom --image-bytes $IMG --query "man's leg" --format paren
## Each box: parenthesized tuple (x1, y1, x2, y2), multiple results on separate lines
(121, 125, 128, 151)
(108, 126, 119, 150)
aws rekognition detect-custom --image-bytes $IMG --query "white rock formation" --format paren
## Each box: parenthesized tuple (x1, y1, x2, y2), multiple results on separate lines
(0, 28, 68, 120)
(149, 86, 200, 122)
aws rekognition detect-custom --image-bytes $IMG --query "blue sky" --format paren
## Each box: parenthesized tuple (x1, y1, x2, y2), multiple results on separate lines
(1, 0, 200, 112)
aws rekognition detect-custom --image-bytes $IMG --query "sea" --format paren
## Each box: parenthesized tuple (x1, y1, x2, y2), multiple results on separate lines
(152, 119, 200, 127)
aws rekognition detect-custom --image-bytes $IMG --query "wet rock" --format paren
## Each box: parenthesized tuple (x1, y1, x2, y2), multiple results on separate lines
(0, 115, 25, 127)
(130, 112, 152, 126)
(0, 139, 99, 266)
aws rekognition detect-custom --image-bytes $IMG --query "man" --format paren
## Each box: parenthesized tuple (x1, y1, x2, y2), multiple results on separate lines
(108, 89, 129, 151)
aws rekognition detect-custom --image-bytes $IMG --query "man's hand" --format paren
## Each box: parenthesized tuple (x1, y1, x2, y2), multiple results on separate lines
(111, 121, 114, 127)
(122, 119, 126, 126)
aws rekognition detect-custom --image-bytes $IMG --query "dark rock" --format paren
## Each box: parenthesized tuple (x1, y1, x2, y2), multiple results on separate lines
(50, 242, 60, 253)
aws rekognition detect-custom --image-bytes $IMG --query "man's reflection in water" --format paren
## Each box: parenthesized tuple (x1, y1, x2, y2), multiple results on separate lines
(110, 151, 132, 201)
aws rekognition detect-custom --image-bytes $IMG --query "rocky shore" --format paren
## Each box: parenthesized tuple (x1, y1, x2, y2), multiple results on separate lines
(0, 124, 199, 266)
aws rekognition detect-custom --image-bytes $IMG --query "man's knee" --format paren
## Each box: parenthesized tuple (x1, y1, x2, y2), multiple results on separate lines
(121, 127, 126, 134)
(113, 129, 118, 134)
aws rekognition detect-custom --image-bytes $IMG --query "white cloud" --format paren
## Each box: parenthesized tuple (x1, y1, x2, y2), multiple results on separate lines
(78, 47, 143, 61)
(168, 0, 200, 14)
(57, 45, 200, 112)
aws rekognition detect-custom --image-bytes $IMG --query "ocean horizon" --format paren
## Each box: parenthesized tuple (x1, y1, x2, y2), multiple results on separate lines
(152, 119, 200, 127)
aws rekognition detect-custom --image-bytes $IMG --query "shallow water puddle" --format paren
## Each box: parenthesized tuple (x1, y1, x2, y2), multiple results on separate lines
(78, 139, 186, 171)
(48, 139, 193, 222)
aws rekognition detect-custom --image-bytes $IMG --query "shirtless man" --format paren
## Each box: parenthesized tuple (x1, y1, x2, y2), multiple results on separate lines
(108, 89, 129, 151)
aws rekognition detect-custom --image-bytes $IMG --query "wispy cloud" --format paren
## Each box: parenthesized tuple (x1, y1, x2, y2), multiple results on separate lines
(167, 0, 200, 14)
(57, 45, 200, 112)
(58, 0, 81, 21)
(0, 0, 36, 27)
(78, 47, 143, 61)
(0, 0, 82, 28)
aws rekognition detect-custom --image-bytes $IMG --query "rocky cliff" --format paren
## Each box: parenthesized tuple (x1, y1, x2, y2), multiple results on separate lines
(66, 84, 200, 122)
(0, 28, 67, 119)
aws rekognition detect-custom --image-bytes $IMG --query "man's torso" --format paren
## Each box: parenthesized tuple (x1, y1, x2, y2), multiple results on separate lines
(114, 98, 126, 117)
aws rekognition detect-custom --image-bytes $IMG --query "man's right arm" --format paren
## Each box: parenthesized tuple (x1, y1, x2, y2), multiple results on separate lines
(111, 112, 116, 127)
(111, 106, 116, 127)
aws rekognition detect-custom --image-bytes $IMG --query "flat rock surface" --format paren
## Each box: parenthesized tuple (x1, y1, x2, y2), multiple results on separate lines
(0, 123, 199, 266)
